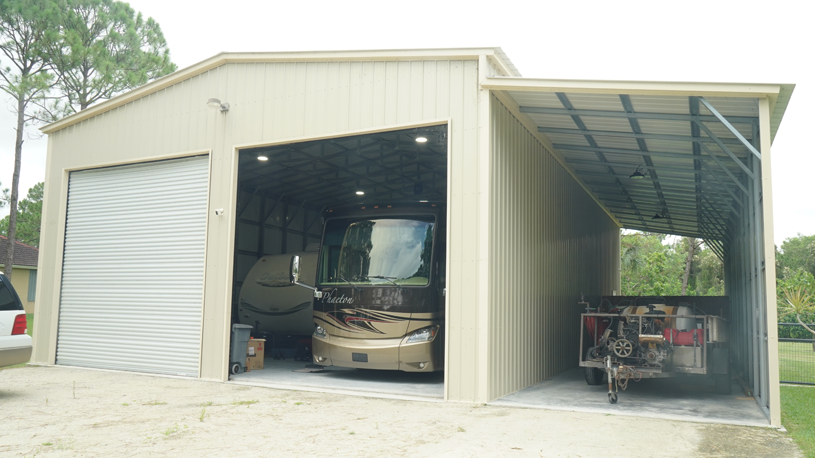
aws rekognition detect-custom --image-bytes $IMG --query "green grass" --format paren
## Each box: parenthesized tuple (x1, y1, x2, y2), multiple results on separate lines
(782, 386, 815, 458)
(779, 341, 815, 384)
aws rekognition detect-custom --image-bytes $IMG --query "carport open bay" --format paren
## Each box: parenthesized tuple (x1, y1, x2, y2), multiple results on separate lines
(491, 368, 768, 427)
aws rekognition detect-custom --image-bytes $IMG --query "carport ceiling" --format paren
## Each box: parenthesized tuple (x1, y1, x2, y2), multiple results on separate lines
(240, 125, 448, 211)
(504, 90, 766, 257)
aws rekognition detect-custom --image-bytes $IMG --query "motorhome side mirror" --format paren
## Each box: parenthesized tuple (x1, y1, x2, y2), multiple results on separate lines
(290, 255, 301, 284)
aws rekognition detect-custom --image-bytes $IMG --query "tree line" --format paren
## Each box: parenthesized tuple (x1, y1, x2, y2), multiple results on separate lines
(621, 232, 723, 297)
(0, 0, 176, 279)
(621, 231, 815, 340)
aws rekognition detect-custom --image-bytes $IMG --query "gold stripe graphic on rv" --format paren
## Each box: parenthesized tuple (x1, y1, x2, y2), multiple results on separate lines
(317, 309, 415, 334)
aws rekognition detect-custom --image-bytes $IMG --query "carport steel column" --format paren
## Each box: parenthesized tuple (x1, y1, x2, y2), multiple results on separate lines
(758, 98, 781, 427)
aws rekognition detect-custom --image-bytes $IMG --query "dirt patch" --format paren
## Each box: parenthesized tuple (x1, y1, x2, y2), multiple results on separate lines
(696, 425, 801, 458)
(0, 366, 802, 457)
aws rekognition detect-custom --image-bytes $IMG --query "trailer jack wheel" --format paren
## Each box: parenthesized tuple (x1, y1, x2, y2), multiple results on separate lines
(608, 392, 618, 404)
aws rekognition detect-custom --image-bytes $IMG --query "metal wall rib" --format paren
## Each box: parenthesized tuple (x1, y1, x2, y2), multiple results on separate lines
(488, 95, 620, 399)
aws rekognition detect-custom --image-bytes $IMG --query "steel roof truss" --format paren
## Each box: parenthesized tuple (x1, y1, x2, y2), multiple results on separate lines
(698, 141, 751, 195)
(698, 96, 761, 160)
(695, 120, 754, 179)
(555, 92, 647, 225)
(700, 160, 743, 206)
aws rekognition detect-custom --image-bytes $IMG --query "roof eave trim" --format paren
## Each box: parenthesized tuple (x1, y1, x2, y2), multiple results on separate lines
(481, 76, 784, 98)
(40, 48, 499, 134)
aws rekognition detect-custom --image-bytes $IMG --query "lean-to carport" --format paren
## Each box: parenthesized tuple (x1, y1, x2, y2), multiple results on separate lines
(482, 76, 793, 426)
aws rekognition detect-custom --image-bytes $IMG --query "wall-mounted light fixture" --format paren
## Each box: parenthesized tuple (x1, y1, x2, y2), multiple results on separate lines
(629, 164, 646, 180)
(207, 98, 230, 113)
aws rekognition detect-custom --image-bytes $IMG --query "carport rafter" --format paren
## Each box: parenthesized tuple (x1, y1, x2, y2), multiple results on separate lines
(619, 94, 673, 229)
(518, 105, 757, 125)
(586, 182, 733, 207)
(555, 92, 648, 225)
(565, 158, 727, 176)
(698, 96, 761, 160)
(600, 197, 725, 215)
(554, 144, 747, 176)
(619, 220, 716, 241)
(540, 126, 748, 146)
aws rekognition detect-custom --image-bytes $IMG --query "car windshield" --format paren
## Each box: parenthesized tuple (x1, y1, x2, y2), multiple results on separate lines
(318, 217, 435, 286)
(0, 275, 23, 311)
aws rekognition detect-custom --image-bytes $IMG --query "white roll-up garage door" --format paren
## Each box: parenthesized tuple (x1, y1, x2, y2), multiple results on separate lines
(56, 156, 209, 377)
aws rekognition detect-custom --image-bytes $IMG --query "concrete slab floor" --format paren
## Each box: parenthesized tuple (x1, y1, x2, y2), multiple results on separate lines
(230, 357, 444, 400)
(490, 368, 769, 427)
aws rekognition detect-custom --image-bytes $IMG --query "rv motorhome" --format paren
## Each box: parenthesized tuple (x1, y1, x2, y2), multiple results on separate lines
(290, 203, 445, 372)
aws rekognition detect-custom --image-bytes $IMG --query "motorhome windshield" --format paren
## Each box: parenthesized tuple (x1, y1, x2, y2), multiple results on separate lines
(319, 217, 435, 286)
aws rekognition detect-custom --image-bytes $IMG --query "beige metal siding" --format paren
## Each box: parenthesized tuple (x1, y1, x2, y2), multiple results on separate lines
(488, 94, 620, 400)
(34, 59, 485, 400)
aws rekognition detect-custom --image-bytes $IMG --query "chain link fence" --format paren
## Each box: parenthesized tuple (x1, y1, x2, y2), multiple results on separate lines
(779, 323, 815, 385)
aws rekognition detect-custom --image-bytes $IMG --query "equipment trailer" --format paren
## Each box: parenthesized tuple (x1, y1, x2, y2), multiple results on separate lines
(579, 298, 730, 403)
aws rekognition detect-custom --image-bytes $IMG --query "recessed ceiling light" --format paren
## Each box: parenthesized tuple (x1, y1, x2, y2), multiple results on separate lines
(257, 155, 268, 161)
(355, 191, 364, 195)
(415, 136, 428, 143)
(419, 200, 428, 203)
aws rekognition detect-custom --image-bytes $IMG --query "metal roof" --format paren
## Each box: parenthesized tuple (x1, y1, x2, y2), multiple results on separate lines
(485, 77, 794, 256)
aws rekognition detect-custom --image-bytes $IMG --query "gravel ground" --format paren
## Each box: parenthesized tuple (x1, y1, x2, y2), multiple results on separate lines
(0, 365, 802, 458)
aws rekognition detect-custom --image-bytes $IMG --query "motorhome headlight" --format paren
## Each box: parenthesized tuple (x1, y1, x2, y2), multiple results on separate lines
(313, 325, 327, 339)
(406, 326, 439, 343)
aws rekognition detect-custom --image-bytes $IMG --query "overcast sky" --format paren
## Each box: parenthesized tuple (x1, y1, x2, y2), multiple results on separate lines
(1, 0, 811, 246)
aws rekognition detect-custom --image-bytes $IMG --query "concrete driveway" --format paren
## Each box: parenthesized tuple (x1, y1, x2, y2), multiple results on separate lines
(0, 365, 801, 457)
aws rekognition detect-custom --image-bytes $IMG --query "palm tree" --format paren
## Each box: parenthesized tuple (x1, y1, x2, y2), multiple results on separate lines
(780, 286, 815, 351)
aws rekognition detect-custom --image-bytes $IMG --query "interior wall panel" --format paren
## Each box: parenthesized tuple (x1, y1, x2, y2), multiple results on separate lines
(488, 95, 620, 400)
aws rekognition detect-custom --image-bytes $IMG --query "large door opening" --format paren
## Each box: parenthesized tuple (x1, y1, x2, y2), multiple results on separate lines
(230, 125, 448, 399)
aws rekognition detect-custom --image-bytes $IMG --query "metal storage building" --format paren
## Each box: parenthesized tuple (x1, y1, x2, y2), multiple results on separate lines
(31, 48, 791, 427)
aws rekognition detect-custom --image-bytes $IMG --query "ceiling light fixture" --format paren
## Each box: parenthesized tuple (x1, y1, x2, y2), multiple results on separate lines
(207, 98, 230, 112)
(257, 155, 268, 161)
(355, 191, 364, 195)
(629, 164, 646, 180)
(415, 136, 428, 143)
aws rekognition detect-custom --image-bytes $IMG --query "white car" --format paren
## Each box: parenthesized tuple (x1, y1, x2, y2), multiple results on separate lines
(0, 271, 32, 367)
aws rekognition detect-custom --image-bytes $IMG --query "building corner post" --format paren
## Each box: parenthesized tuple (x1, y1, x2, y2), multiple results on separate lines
(759, 97, 781, 427)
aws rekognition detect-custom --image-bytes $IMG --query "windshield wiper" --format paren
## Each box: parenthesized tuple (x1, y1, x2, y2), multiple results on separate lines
(367, 275, 402, 288)
(338, 275, 362, 292)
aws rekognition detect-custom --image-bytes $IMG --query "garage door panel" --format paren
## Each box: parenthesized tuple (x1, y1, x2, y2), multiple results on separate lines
(56, 156, 209, 377)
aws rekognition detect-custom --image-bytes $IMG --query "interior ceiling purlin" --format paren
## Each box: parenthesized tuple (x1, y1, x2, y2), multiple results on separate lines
(517, 93, 760, 259)
(238, 126, 448, 215)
